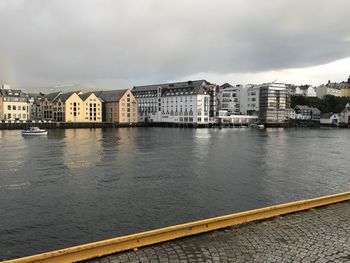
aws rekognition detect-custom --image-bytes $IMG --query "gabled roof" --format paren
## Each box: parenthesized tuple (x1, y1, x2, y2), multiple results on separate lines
(56, 91, 77, 102)
(132, 80, 211, 94)
(28, 93, 44, 105)
(310, 107, 320, 113)
(320, 113, 337, 119)
(44, 91, 61, 101)
(93, 89, 128, 102)
(220, 83, 234, 89)
(79, 92, 103, 102)
(294, 105, 311, 110)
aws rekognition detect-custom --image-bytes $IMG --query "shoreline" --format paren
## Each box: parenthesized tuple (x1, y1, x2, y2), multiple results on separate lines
(0, 121, 346, 130)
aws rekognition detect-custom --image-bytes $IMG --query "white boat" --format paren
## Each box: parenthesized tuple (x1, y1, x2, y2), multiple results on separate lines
(22, 127, 48, 136)
(250, 123, 265, 129)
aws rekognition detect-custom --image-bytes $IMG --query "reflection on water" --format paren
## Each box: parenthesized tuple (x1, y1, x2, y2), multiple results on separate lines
(0, 127, 349, 259)
(63, 129, 102, 169)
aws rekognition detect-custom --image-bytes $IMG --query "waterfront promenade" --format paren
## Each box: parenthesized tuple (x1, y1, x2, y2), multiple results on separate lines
(88, 201, 350, 263)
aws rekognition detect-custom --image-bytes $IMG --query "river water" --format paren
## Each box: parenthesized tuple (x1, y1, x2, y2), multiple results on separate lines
(0, 127, 349, 259)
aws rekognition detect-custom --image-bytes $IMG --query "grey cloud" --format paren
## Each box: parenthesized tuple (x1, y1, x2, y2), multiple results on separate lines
(0, 0, 349, 90)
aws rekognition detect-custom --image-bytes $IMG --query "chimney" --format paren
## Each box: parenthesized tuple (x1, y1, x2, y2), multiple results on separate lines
(348, 75, 350, 84)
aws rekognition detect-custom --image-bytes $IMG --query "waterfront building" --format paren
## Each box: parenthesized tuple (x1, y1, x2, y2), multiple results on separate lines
(218, 83, 242, 115)
(131, 80, 216, 125)
(285, 108, 296, 120)
(0, 86, 30, 121)
(259, 83, 288, 124)
(0, 96, 3, 120)
(339, 103, 350, 124)
(79, 93, 103, 122)
(41, 91, 102, 122)
(41, 91, 62, 120)
(320, 113, 339, 125)
(28, 93, 44, 120)
(216, 110, 258, 126)
(294, 105, 312, 120)
(310, 107, 321, 121)
(243, 84, 260, 115)
(52, 91, 84, 122)
(93, 89, 138, 123)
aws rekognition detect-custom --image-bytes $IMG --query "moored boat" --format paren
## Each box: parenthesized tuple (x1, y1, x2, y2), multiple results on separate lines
(250, 123, 265, 129)
(22, 127, 48, 136)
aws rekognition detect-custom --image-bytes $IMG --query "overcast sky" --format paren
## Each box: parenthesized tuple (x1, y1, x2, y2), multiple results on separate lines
(0, 0, 350, 91)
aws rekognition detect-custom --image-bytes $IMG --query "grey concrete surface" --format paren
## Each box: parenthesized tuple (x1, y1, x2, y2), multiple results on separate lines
(86, 201, 350, 263)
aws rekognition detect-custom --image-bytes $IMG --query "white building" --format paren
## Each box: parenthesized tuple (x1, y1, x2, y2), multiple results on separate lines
(132, 80, 216, 125)
(218, 83, 242, 115)
(320, 113, 339, 125)
(339, 103, 350, 124)
(316, 82, 341, 98)
(288, 85, 317, 97)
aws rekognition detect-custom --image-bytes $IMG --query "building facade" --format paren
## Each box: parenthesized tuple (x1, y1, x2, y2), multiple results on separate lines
(132, 80, 216, 125)
(259, 83, 288, 124)
(41, 91, 102, 122)
(28, 93, 44, 120)
(316, 81, 341, 98)
(0, 87, 30, 121)
(79, 93, 103, 122)
(41, 91, 61, 120)
(320, 113, 339, 125)
(94, 89, 138, 123)
(218, 83, 242, 115)
(294, 105, 321, 121)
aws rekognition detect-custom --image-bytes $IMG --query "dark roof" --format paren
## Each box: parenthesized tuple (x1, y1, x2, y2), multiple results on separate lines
(79, 92, 103, 102)
(320, 113, 335, 119)
(0, 89, 28, 98)
(132, 80, 211, 93)
(220, 83, 234, 89)
(93, 89, 128, 102)
(310, 107, 320, 113)
(44, 91, 61, 101)
(294, 105, 311, 110)
(28, 93, 44, 105)
(56, 91, 76, 102)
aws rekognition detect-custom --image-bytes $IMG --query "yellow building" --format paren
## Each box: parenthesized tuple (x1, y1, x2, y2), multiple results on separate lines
(331, 76, 350, 97)
(41, 91, 102, 122)
(340, 87, 350, 97)
(79, 92, 102, 122)
(0, 88, 30, 121)
(94, 89, 138, 123)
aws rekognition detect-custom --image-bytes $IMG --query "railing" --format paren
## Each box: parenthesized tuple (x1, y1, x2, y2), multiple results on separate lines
(3, 191, 350, 263)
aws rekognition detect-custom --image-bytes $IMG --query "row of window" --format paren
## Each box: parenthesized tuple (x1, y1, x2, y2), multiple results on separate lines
(6, 105, 28, 111)
(4, 113, 27, 119)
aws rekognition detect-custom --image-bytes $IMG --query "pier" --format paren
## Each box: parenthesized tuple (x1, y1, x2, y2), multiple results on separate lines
(90, 200, 350, 263)
(3, 192, 350, 263)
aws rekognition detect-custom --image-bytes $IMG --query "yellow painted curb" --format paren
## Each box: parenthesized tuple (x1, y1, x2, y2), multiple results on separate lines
(3, 191, 350, 263)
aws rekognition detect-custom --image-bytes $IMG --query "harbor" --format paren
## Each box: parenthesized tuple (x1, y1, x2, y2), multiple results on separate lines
(1, 128, 349, 260)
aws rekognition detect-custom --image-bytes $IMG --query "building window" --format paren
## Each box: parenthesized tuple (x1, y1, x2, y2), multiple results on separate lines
(13, 106, 16, 110)
(8, 105, 11, 110)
